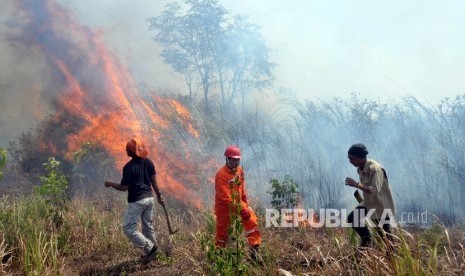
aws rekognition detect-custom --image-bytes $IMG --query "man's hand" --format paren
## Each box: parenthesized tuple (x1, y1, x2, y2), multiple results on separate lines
(345, 177, 358, 187)
(157, 194, 165, 206)
(240, 208, 251, 221)
(104, 180, 113, 188)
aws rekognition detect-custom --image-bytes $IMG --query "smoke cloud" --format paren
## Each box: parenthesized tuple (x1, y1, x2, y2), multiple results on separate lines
(3, 0, 465, 146)
(0, 2, 48, 145)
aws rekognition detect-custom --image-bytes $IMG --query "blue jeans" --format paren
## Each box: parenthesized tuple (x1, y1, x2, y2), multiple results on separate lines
(122, 197, 157, 254)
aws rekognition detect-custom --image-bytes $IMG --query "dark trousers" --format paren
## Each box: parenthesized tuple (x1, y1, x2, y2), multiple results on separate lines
(347, 206, 392, 247)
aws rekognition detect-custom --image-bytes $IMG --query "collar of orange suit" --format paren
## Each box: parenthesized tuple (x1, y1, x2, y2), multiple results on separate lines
(228, 167, 237, 174)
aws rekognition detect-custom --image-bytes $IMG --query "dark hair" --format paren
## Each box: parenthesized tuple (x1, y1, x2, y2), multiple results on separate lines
(348, 143, 369, 158)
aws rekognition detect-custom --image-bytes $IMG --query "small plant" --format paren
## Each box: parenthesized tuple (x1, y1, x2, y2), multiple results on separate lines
(201, 173, 248, 276)
(35, 158, 68, 200)
(267, 175, 300, 210)
(227, 174, 248, 274)
(35, 157, 69, 231)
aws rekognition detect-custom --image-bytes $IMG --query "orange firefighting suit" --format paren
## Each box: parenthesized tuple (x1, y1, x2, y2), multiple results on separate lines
(214, 165, 262, 247)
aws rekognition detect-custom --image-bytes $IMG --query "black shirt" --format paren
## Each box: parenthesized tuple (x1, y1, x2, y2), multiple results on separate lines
(121, 157, 156, 203)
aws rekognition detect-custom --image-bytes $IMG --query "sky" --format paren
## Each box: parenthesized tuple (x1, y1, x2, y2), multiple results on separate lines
(61, 0, 465, 104)
(1, 0, 465, 146)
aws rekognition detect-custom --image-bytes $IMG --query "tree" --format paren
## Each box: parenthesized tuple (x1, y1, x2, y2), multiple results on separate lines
(148, 0, 275, 113)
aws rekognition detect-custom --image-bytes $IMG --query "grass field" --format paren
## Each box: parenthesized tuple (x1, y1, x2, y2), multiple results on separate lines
(1, 193, 464, 276)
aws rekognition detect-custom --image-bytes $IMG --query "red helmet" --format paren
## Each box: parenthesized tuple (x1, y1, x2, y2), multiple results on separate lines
(224, 145, 241, 158)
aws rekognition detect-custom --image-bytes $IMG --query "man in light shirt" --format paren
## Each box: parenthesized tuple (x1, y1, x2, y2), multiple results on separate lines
(345, 143, 396, 248)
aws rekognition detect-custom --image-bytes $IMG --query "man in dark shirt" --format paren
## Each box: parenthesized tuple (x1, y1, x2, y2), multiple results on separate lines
(105, 138, 165, 264)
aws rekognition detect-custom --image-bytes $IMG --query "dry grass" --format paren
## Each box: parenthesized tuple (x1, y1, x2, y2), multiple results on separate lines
(1, 195, 465, 275)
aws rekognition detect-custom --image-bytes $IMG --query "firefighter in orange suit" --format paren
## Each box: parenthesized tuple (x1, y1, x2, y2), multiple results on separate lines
(215, 145, 262, 251)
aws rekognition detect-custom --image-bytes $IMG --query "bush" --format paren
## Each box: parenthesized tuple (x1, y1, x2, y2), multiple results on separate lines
(267, 175, 300, 210)
(35, 157, 69, 230)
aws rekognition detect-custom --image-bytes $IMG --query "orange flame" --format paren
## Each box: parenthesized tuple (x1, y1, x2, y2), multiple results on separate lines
(16, 0, 206, 207)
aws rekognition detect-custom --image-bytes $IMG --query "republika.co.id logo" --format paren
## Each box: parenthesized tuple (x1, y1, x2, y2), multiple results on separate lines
(265, 208, 400, 228)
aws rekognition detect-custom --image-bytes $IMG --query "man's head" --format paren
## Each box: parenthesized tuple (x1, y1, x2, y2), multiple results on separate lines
(126, 138, 148, 158)
(348, 143, 368, 167)
(224, 145, 241, 169)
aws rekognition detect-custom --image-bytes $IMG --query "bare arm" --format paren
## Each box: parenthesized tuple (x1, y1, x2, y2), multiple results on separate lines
(345, 177, 372, 194)
(150, 174, 165, 205)
(104, 180, 129, 191)
(354, 182, 372, 194)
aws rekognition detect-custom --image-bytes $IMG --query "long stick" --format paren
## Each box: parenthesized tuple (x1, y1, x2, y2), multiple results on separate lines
(162, 203, 179, 235)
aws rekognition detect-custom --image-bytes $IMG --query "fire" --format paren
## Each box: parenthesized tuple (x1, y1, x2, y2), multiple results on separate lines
(13, 0, 207, 207)
(281, 194, 320, 228)
(153, 97, 200, 139)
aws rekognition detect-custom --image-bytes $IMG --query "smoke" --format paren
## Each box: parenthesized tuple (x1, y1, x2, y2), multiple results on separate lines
(0, 0, 107, 145)
(1, 1, 198, 149)
(3, 0, 465, 148)
(0, 2, 49, 146)
(0, 0, 211, 207)
(1, 0, 137, 143)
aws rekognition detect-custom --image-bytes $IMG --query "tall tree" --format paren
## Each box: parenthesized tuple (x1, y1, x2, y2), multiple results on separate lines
(148, 0, 275, 113)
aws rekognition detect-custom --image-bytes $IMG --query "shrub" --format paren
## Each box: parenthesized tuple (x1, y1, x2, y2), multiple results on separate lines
(267, 175, 300, 211)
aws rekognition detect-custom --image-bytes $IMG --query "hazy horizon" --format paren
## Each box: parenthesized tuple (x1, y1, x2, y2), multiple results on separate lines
(62, 0, 465, 104)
